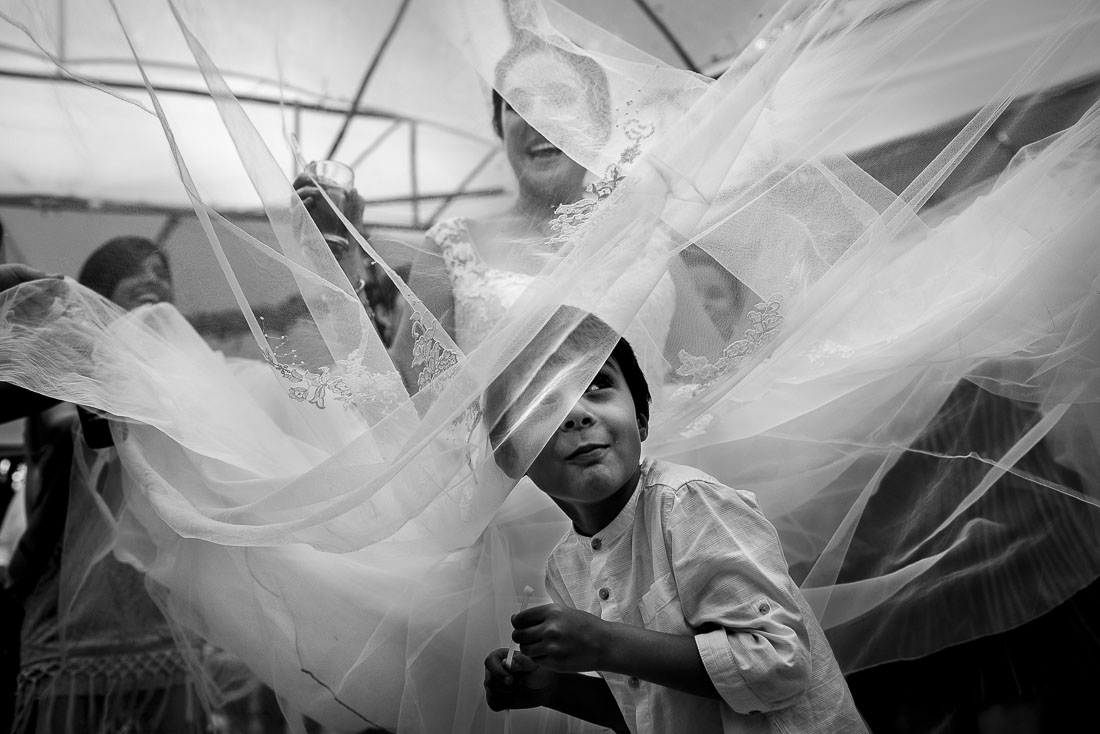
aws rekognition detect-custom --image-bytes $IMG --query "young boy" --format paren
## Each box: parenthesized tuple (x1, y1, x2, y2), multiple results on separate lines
(483, 309, 866, 733)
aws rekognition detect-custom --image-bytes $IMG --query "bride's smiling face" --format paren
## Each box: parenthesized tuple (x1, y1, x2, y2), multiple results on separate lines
(499, 52, 604, 205)
(500, 101, 587, 205)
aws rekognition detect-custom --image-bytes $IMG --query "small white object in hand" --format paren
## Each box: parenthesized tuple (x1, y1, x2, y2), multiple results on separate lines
(503, 585, 536, 734)
(505, 585, 535, 669)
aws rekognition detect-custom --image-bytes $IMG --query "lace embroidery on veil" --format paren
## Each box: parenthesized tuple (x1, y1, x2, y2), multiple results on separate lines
(545, 118, 655, 248)
(675, 293, 785, 394)
(261, 340, 405, 413)
(410, 311, 461, 393)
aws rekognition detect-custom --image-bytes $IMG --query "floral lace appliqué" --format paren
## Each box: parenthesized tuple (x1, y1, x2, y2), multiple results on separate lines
(262, 345, 404, 412)
(675, 294, 785, 390)
(410, 308, 460, 392)
(546, 118, 655, 248)
(431, 219, 532, 350)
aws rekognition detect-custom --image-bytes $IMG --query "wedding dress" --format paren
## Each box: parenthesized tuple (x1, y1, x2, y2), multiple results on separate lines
(428, 216, 676, 381)
(1, 0, 1099, 732)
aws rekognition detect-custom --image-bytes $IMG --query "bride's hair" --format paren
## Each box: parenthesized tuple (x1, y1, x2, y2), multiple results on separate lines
(490, 31, 612, 144)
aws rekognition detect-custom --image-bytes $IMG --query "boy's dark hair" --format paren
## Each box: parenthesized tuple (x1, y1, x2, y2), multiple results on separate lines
(608, 334, 650, 423)
(484, 307, 649, 476)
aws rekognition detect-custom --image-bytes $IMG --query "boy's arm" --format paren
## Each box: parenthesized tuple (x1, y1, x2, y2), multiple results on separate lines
(512, 604, 719, 699)
(667, 481, 814, 712)
(484, 648, 629, 732)
(517, 481, 815, 712)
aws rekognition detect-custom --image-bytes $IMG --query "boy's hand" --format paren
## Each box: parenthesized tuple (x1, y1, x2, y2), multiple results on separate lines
(483, 648, 557, 711)
(512, 603, 607, 673)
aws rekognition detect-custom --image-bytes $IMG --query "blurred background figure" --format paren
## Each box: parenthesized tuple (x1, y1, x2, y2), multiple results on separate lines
(1, 236, 220, 734)
(0, 222, 63, 734)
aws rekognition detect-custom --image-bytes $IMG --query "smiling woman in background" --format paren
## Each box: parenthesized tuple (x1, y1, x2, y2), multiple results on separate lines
(3, 236, 214, 734)
(77, 236, 175, 311)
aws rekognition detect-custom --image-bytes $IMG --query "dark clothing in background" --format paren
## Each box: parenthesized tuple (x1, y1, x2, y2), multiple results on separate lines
(842, 382, 1100, 732)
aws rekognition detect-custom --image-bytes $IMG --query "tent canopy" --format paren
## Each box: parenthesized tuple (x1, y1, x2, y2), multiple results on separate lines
(0, 0, 785, 313)
(0, 0, 774, 221)
(1, 0, 1097, 314)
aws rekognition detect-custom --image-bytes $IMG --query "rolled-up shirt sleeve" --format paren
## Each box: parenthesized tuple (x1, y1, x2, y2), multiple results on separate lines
(664, 480, 812, 713)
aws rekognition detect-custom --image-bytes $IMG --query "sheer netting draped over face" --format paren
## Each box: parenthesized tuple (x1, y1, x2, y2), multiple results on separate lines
(1, 0, 1099, 732)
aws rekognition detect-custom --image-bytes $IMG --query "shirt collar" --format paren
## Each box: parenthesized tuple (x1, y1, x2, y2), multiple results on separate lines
(579, 459, 647, 547)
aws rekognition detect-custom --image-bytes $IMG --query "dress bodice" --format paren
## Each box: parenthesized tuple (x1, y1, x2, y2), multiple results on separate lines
(427, 218, 532, 351)
(427, 217, 676, 380)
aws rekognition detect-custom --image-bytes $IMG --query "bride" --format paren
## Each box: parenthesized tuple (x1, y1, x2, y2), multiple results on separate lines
(1, 0, 1099, 732)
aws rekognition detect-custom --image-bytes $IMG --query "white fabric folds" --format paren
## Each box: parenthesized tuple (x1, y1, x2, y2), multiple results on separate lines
(1, 0, 1099, 731)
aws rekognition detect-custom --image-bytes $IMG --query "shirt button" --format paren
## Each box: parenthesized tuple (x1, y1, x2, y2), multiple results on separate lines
(627, 676, 640, 688)
(598, 587, 610, 601)
(591, 538, 602, 551)
(758, 602, 770, 614)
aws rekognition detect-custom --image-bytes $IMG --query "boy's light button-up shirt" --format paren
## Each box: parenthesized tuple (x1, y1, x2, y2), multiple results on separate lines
(545, 459, 866, 734)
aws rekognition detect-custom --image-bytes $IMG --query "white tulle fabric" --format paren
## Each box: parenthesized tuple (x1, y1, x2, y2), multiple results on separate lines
(2, 0, 1100, 732)
(428, 216, 676, 382)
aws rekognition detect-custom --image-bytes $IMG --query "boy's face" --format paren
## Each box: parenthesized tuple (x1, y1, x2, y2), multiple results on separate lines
(522, 357, 646, 517)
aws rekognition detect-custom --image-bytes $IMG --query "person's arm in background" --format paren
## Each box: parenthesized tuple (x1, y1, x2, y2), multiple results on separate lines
(386, 233, 456, 395)
(0, 384, 59, 424)
(76, 407, 114, 449)
(2, 405, 77, 602)
(0, 265, 67, 421)
(0, 264, 58, 294)
(290, 171, 457, 395)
